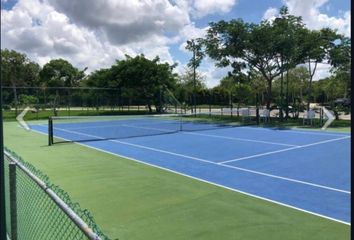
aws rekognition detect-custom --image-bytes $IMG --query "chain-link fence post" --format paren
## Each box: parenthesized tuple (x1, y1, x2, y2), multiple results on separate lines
(9, 162, 17, 240)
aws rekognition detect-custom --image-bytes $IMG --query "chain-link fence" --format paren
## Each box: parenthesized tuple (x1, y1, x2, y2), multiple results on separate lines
(4, 148, 112, 240)
(2, 86, 185, 119)
(3, 86, 343, 127)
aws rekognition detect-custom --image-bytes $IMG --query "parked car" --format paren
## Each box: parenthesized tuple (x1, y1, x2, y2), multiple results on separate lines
(334, 98, 350, 107)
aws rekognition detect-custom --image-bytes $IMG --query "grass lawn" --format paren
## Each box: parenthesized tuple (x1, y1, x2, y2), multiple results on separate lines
(2, 109, 150, 121)
(182, 113, 351, 133)
(3, 121, 350, 240)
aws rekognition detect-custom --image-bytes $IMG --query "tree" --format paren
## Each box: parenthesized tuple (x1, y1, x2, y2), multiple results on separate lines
(273, 6, 305, 119)
(1, 49, 40, 114)
(209, 86, 230, 107)
(202, 18, 284, 110)
(85, 68, 115, 88)
(219, 72, 252, 108)
(39, 59, 86, 114)
(83, 68, 117, 110)
(329, 36, 351, 98)
(176, 67, 206, 108)
(249, 72, 268, 122)
(286, 67, 309, 106)
(297, 28, 339, 109)
(39, 59, 86, 87)
(110, 54, 177, 113)
(186, 39, 205, 114)
(273, 67, 308, 118)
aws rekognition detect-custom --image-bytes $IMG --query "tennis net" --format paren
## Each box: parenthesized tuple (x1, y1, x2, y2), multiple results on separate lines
(47, 109, 258, 145)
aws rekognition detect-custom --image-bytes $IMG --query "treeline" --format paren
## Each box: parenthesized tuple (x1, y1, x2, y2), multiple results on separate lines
(1, 51, 180, 113)
(185, 6, 351, 119)
(0, 6, 351, 117)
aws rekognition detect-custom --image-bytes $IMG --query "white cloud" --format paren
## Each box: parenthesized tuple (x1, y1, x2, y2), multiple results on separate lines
(262, 7, 278, 21)
(1, 0, 125, 72)
(1, 0, 187, 73)
(47, 0, 190, 45)
(284, 0, 351, 37)
(174, 56, 231, 88)
(1, 0, 217, 81)
(262, 0, 351, 81)
(198, 57, 233, 88)
(192, 0, 237, 18)
(311, 63, 331, 80)
(284, 0, 351, 80)
(180, 22, 208, 40)
(3, 0, 348, 88)
(178, 23, 208, 52)
(296, 62, 330, 81)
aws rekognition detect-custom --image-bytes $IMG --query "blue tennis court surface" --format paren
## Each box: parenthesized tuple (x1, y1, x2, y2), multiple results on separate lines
(31, 118, 351, 224)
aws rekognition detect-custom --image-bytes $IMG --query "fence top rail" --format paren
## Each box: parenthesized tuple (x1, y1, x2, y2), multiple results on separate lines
(4, 149, 104, 240)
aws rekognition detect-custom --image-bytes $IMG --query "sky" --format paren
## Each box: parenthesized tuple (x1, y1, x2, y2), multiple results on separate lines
(1, 0, 351, 87)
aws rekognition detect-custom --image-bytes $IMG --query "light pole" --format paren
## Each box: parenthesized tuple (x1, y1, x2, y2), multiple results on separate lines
(275, 17, 285, 122)
(280, 53, 284, 122)
(186, 39, 203, 116)
(191, 40, 197, 116)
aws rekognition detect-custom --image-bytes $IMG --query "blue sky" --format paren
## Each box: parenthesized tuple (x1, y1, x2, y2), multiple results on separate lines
(1, 0, 351, 87)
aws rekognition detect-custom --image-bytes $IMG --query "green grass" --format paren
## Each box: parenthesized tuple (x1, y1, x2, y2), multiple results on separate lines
(5, 108, 351, 133)
(258, 117, 351, 132)
(3, 109, 150, 121)
(185, 113, 350, 132)
(4, 121, 350, 239)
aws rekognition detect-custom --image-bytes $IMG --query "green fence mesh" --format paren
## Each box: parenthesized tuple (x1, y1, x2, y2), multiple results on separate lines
(4, 153, 11, 238)
(4, 147, 112, 240)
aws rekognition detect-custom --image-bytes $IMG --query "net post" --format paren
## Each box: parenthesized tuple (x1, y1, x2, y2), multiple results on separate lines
(48, 117, 53, 146)
(9, 162, 18, 240)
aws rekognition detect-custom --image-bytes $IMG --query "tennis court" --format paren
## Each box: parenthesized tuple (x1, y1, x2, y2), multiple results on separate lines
(30, 115, 351, 225)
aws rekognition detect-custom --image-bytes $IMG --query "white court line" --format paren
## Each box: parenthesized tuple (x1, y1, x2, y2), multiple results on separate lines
(220, 136, 350, 164)
(121, 124, 176, 133)
(183, 132, 298, 147)
(68, 123, 175, 131)
(54, 126, 208, 163)
(32, 119, 350, 137)
(31, 126, 351, 225)
(218, 164, 350, 194)
(64, 120, 177, 130)
(237, 126, 350, 137)
(50, 126, 350, 194)
(34, 121, 176, 132)
(66, 122, 299, 148)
